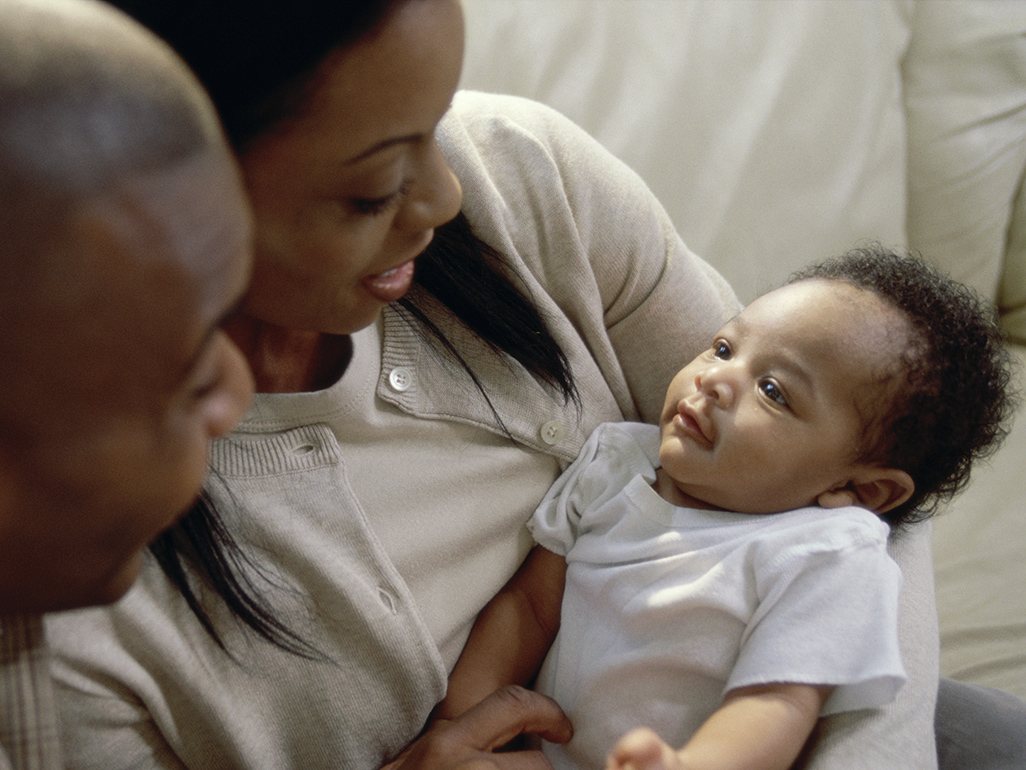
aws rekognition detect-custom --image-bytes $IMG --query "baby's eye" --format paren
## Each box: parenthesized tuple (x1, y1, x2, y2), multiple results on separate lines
(712, 340, 731, 360)
(759, 378, 788, 406)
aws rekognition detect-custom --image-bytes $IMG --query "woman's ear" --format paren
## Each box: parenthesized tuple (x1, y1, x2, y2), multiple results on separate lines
(817, 467, 915, 514)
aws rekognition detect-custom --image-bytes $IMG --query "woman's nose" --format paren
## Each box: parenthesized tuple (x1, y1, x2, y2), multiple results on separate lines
(397, 139, 463, 232)
(695, 365, 735, 407)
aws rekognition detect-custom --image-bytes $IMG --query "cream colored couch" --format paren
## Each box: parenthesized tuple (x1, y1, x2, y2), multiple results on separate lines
(459, 0, 1026, 701)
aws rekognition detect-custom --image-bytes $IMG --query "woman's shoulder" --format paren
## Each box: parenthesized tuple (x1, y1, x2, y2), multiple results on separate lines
(447, 89, 584, 134)
(439, 89, 674, 253)
(441, 89, 621, 174)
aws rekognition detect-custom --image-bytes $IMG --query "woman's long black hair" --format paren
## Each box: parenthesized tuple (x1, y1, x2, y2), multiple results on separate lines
(120, 0, 578, 653)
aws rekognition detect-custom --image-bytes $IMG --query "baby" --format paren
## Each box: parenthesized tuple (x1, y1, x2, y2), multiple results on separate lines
(438, 245, 1016, 770)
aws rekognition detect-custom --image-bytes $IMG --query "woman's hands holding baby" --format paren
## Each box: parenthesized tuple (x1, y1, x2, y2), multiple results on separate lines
(383, 685, 572, 770)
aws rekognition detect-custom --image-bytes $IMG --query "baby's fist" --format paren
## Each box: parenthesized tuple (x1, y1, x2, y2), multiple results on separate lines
(605, 727, 682, 770)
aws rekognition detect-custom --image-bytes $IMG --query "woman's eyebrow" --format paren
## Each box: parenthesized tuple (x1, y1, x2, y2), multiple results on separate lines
(344, 104, 452, 166)
(344, 133, 424, 166)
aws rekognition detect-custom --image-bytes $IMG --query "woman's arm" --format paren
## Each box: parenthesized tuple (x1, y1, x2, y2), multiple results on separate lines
(798, 525, 938, 768)
(606, 683, 832, 770)
(436, 547, 567, 720)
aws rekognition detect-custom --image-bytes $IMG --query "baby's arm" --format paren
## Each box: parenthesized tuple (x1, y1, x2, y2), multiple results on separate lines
(436, 545, 567, 720)
(606, 683, 832, 770)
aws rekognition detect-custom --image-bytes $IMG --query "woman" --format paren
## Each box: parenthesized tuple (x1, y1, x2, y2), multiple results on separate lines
(45, 1, 935, 768)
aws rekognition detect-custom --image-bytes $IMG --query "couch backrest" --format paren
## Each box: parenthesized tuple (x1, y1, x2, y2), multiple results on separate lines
(903, 0, 1026, 342)
(460, 0, 1026, 342)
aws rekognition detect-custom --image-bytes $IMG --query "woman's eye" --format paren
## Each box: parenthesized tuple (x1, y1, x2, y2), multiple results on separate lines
(759, 379, 787, 406)
(350, 180, 411, 216)
(350, 195, 398, 216)
(712, 340, 731, 360)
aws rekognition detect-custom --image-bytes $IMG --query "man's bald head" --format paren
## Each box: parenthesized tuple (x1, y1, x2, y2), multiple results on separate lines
(0, 0, 221, 209)
(0, 0, 231, 313)
(0, 0, 254, 613)
(0, 0, 238, 434)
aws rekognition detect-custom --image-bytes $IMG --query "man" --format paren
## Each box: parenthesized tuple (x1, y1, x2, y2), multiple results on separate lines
(0, 3, 570, 769)
(0, 0, 254, 765)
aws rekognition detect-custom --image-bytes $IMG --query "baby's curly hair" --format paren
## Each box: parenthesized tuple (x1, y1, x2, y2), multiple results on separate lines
(788, 244, 1018, 528)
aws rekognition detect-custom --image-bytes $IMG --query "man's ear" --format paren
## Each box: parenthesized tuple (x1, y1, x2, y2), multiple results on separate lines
(817, 467, 915, 514)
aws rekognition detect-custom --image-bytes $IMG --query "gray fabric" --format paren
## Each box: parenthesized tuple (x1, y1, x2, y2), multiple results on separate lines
(936, 678, 1026, 770)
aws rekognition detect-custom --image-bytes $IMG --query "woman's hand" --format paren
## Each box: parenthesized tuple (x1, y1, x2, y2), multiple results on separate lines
(383, 685, 573, 770)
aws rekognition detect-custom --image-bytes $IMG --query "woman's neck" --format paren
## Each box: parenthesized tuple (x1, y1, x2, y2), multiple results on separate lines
(226, 315, 353, 394)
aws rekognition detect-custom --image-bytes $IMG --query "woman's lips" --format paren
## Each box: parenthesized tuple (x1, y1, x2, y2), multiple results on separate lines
(362, 230, 435, 304)
(363, 259, 416, 303)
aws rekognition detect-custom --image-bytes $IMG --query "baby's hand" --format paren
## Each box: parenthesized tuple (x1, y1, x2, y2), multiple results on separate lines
(605, 727, 683, 770)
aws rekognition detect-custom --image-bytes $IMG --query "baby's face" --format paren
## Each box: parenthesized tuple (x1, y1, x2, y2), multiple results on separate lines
(657, 279, 906, 514)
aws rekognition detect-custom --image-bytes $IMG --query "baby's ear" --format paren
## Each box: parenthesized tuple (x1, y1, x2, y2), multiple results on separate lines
(817, 467, 915, 514)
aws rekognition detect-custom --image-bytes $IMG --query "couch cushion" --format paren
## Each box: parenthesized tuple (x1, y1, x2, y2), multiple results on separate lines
(461, 0, 912, 303)
(902, 0, 1026, 342)
(933, 343, 1026, 699)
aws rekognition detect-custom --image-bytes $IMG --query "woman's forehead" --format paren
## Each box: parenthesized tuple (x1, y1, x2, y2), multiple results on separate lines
(267, 0, 463, 157)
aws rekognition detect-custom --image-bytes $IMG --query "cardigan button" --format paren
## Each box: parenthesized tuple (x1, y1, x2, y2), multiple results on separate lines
(378, 587, 398, 613)
(539, 420, 564, 445)
(388, 367, 413, 392)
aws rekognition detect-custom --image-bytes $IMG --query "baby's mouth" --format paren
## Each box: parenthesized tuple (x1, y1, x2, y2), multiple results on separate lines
(676, 402, 714, 447)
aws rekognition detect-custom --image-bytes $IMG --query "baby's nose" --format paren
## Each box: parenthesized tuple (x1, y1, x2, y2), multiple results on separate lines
(695, 366, 735, 407)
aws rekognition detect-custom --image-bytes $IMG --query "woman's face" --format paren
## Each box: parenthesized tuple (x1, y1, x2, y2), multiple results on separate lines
(239, 0, 465, 334)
